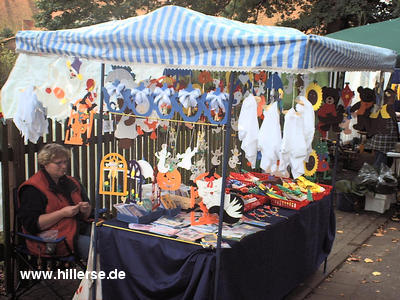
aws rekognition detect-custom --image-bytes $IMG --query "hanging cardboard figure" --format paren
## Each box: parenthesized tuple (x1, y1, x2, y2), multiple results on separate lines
(211, 147, 223, 166)
(305, 82, 323, 111)
(99, 153, 128, 196)
(228, 145, 242, 169)
(156, 169, 182, 191)
(155, 144, 171, 173)
(350, 86, 376, 132)
(317, 87, 344, 138)
(176, 83, 205, 122)
(204, 88, 229, 125)
(177, 146, 198, 170)
(65, 94, 97, 145)
(369, 88, 398, 136)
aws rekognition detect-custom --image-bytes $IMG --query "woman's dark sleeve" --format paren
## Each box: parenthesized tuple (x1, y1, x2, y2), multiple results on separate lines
(18, 186, 47, 235)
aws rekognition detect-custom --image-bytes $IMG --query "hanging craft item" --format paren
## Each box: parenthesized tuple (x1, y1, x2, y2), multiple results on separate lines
(99, 153, 128, 196)
(137, 159, 154, 181)
(317, 87, 344, 138)
(190, 157, 206, 181)
(266, 72, 283, 91)
(64, 95, 96, 145)
(103, 80, 131, 113)
(305, 82, 323, 111)
(369, 88, 397, 136)
(156, 169, 182, 191)
(341, 83, 355, 108)
(66, 57, 83, 80)
(127, 160, 143, 201)
(204, 88, 229, 124)
(176, 83, 205, 122)
(304, 150, 319, 177)
(153, 83, 176, 119)
(130, 82, 154, 116)
(315, 140, 330, 179)
(155, 144, 171, 173)
(228, 145, 242, 169)
(177, 146, 198, 170)
(211, 147, 223, 166)
(350, 86, 376, 132)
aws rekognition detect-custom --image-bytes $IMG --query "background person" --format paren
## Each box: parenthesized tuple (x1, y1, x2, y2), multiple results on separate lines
(18, 143, 92, 260)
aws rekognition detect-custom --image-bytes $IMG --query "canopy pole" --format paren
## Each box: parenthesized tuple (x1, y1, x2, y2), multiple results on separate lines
(92, 63, 105, 300)
(214, 71, 236, 300)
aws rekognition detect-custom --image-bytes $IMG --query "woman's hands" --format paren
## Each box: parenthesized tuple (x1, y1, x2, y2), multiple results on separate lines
(38, 202, 92, 231)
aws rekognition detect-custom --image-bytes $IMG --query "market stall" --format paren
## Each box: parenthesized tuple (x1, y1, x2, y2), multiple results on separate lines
(2, 5, 397, 300)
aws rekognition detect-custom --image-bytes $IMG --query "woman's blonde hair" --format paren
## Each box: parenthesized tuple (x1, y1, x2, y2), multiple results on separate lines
(37, 143, 70, 167)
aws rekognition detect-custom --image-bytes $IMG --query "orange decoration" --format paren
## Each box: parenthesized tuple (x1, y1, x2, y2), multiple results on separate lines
(99, 153, 128, 196)
(256, 95, 266, 117)
(156, 169, 182, 191)
(64, 96, 96, 145)
(53, 87, 65, 99)
(255, 71, 267, 82)
(190, 172, 221, 226)
(198, 71, 212, 84)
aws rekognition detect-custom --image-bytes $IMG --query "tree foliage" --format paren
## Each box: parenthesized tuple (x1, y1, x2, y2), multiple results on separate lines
(0, 27, 14, 39)
(33, 0, 162, 30)
(278, 0, 400, 34)
(33, 0, 400, 34)
(0, 45, 17, 88)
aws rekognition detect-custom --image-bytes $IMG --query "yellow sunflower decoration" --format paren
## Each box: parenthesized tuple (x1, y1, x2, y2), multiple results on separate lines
(305, 82, 323, 111)
(304, 150, 319, 177)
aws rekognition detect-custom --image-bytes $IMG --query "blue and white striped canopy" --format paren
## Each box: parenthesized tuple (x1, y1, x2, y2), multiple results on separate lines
(15, 5, 397, 73)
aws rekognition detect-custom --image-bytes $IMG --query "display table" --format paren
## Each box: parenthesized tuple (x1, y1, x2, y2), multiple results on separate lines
(98, 194, 335, 300)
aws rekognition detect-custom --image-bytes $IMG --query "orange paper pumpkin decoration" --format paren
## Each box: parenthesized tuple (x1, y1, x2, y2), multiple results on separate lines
(156, 169, 182, 191)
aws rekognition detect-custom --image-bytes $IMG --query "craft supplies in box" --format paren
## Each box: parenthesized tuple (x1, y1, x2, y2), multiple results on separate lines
(114, 203, 164, 224)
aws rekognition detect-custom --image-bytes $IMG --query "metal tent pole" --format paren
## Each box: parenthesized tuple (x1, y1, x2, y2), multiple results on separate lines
(92, 63, 105, 300)
(213, 71, 236, 300)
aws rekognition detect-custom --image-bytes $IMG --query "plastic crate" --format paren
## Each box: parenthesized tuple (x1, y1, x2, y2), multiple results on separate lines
(312, 184, 333, 201)
(270, 198, 310, 210)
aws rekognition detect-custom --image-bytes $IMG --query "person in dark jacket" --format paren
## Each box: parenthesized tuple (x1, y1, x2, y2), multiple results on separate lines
(18, 143, 92, 260)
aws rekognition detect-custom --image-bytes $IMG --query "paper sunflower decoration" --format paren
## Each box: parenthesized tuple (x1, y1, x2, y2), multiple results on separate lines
(306, 82, 323, 111)
(304, 150, 319, 177)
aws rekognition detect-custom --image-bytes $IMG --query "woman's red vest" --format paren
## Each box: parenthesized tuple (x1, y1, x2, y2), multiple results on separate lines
(18, 170, 82, 257)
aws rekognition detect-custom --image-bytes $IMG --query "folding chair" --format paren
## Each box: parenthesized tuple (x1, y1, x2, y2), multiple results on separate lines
(11, 188, 86, 300)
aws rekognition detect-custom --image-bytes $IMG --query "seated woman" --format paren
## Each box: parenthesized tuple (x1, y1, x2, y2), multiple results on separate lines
(18, 143, 92, 260)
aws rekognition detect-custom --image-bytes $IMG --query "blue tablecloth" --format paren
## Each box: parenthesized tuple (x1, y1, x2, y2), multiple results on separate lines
(99, 193, 335, 300)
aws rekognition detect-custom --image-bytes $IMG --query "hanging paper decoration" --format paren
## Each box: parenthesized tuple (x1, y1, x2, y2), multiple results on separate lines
(211, 147, 223, 166)
(153, 83, 176, 119)
(64, 95, 96, 145)
(103, 80, 131, 113)
(177, 146, 198, 170)
(130, 82, 154, 117)
(137, 159, 154, 180)
(254, 71, 267, 83)
(228, 145, 241, 169)
(204, 88, 229, 124)
(66, 57, 83, 80)
(190, 157, 206, 181)
(127, 160, 143, 201)
(305, 82, 323, 111)
(99, 153, 128, 196)
(156, 169, 182, 191)
(233, 86, 243, 107)
(198, 71, 213, 84)
(176, 84, 205, 122)
(304, 150, 319, 177)
(341, 83, 355, 108)
(155, 144, 171, 173)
